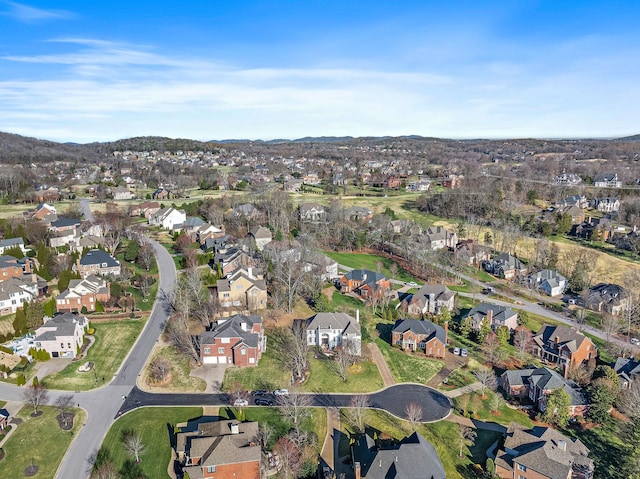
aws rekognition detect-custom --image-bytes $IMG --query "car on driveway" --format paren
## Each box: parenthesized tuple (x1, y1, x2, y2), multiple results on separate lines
(255, 398, 274, 406)
(460, 348, 468, 357)
(233, 398, 249, 407)
(252, 390, 267, 396)
(405, 281, 418, 287)
(631, 338, 640, 346)
(273, 389, 289, 396)
(452, 347, 460, 355)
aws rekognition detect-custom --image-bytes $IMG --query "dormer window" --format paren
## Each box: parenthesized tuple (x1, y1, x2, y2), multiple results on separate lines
(101, 262, 107, 267)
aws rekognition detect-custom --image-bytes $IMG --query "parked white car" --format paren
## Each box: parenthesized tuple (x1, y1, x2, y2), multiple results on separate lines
(233, 398, 249, 407)
(273, 389, 289, 396)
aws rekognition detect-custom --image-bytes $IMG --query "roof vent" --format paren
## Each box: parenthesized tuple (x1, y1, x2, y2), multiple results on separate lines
(230, 423, 239, 434)
(558, 440, 567, 451)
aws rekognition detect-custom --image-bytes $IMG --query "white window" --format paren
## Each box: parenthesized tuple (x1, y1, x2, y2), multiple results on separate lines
(218, 347, 225, 354)
(207, 466, 216, 473)
(249, 358, 255, 364)
(241, 349, 246, 355)
(221, 338, 230, 344)
(204, 347, 210, 354)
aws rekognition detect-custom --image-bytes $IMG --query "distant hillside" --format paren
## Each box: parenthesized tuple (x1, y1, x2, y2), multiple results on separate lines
(0, 131, 99, 164)
(616, 134, 640, 142)
(88, 136, 223, 153)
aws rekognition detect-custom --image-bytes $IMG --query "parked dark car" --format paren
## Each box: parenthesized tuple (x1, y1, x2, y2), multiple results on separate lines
(255, 398, 274, 406)
(252, 390, 267, 396)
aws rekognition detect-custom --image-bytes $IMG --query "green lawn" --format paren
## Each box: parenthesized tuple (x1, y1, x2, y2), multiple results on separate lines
(448, 279, 482, 294)
(374, 338, 444, 384)
(222, 346, 290, 392)
(304, 355, 384, 393)
(0, 405, 85, 478)
(43, 319, 146, 390)
(453, 392, 533, 428)
(99, 407, 202, 479)
(126, 283, 158, 312)
(328, 289, 365, 313)
(145, 345, 206, 392)
(324, 251, 418, 282)
(516, 310, 564, 332)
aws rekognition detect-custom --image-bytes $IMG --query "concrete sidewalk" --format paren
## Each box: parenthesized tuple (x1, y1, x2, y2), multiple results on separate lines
(366, 342, 395, 387)
(442, 381, 483, 398)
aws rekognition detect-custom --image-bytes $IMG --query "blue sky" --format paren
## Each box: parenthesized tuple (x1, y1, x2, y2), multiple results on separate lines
(1, 1, 639, 142)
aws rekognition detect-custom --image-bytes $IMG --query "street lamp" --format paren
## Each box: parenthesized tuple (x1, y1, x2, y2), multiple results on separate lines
(93, 366, 98, 386)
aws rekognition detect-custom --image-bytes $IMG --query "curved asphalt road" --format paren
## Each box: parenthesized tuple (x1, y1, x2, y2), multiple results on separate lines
(120, 383, 452, 423)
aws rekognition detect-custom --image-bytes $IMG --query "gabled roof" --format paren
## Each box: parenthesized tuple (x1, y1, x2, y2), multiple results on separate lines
(504, 367, 587, 406)
(410, 284, 455, 303)
(35, 313, 87, 340)
(249, 226, 272, 239)
(182, 217, 206, 228)
(392, 319, 447, 344)
(613, 357, 640, 382)
(352, 431, 445, 479)
(467, 303, 517, 325)
(533, 325, 593, 355)
(79, 249, 119, 268)
(49, 217, 81, 229)
(200, 314, 262, 348)
(343, 269, 386, 285)
(0, 237, 24, 248)
(306, 312, 360, 336)
(497, 424, 592, 479)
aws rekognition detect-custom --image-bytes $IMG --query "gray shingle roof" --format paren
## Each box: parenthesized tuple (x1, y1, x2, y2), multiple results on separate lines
(306, 312, 360, 336)
(200, 314, 262, 348)
(79, 249, 119, 267)
(392, 319, 447, 344)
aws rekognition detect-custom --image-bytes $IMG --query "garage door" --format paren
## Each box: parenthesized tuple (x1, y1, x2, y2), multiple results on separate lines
(203, 356, 217, 364)
(217, 356, 227, 364)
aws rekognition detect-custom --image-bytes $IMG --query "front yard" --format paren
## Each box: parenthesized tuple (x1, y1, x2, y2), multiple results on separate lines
(99, 407, 202, 479)
(374, 338, 444, 384)
(0, 405, 85, 478)
(43, 319, 146, 390)
(304, 355, 384, 393)
(142, 343, 206, 392)
(324, 251, 418, 283)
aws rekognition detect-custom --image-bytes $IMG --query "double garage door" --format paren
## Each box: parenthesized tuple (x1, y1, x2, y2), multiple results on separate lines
(203, 356, 228, 364)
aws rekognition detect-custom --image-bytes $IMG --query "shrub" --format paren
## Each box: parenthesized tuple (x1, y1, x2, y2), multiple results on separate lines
(95, 301, 104, 313)
(16, 374, 26, 386)
(0, 345, 13, 354)
(81, 306, 88, 315)
(87, 328, 96, 335)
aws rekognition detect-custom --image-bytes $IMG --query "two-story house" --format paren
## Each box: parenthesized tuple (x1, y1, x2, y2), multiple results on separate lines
(298, 202, 326, 222)
(128, 201, 161, 218)
(502, 367, 588, 417)
(594, 197, 620, 213)
(594, 173, 622, 188)
(199, 314, 266, 366)
(0, 237, 27, 255)
(495, 424, 593, 479)
(305, 311, 362, 356)
(56, 275, 110, 313)
(527, 270, 569, 297)
(216, 268, 267, 312)
(75, 249, 121, 278)
(34, 313, 87, 358)
(175, 420, 261, 479)
(483, 253, 527, 280)
(148, 207, 187, 230)
(339, 269, 391, 301)
(585, 283, 628, 315)
(0, 276, 39, 315)
(532, 325, 598, 378)
(422, 226, 458, 250)
(391, 318, 447, 358)
(248, 226, 272, 251)
(0, 255, 36, 281)
(466, 303, 519, 331)
(613, 357, 640, 389)
(400, 284, 455, 316)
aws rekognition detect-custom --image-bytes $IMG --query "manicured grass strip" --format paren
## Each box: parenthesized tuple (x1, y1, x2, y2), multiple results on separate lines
(0, 405, 85, 479)
(43, 319, 146, 391)
(453, 392, 533, 428)
(374, 338, 444, 384)
(222, 346, 290, 392)
(304, 355, 384, 393)
(324, 252, 417, 282)
(100, 407, 202, 479)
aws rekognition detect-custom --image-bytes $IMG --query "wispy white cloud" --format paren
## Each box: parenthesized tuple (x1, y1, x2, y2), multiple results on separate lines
(0, 1, 74, 22)
(1, 36, 639, 142)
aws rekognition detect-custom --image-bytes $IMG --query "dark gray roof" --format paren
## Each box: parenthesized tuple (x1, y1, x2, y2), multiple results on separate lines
(504, 367, 587, 406)
(533, 325, 591, 354)
(392, 319, 447, 344)
(79, 249, 119, 267)
(183, 217, 206, 228)
(0, 237, 24, 248)
(344, 269, 386, 286)
(353, 431, 445, 479)
(306, 312, 360, 336)
(613, 357, 640, 382)
(35, 313, 87, 341)
(467, 302, 517, 325)
(200, 314, 262, 348)
(50, 217, 81, 229)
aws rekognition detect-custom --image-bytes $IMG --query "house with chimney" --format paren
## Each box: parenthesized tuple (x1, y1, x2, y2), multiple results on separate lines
(532, 325, 598, 377)
(129, 201, 161, 218)
(339, 269, 391, 301)
(400, 284, 455, 316)
(501, 367, 588, 417)
(0, 255, 37, 281)
(148, 207, 187, 230)
(0, 237, 27, 256)
(594, 173, 622, 188)
(453, 240, 490, 266)
(75, 249, 121, 278)
(422, 226, 458, 250)
(527, 269, 569, 297)
(0, 276, 39, 315)
(175, 420, 261, 479)
(494, 424, 593, 479)
(305, 311, 362, 355)
(216, 268, 267, 312)
(483, 253, 527, 280)
(391, 318, 448, 358)
(298, 202, 326, 222)
(351, 431, 445, 479)
(594, 197, 620, 213)
(31, 202, 57, 221)
(585, 283, 628, 315)
(34, 313, 87, 358)
(199, 314, 265, 366)
(466, 303, 518, 331)
(56, 275, 110, 313)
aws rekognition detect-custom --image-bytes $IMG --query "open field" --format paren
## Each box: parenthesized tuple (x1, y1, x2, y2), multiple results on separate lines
(0, 405, 85, 479)
(325, 251, 417, 282)
(304, 355, 384, 393)
(43, 319, 146, 390)
(374, 338, 444, 384)
(100, 407, 202, 479)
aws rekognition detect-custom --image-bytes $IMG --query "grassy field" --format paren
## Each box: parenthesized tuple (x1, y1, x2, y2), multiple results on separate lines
(374, 338, 444, 384)
(43, 319, 146, 390)
(0, 405, 85, 479)
(222, 346, 290, 392)
(143, 343, 206, 392)
(99, 407, 202, 479)
(0, 313, 13, 336)
(304, 355, 384, 393)
(454, 392, 533, 428)
(324, 251, 418, 283)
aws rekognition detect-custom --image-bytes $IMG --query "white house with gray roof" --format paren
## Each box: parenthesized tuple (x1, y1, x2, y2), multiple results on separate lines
(527, 269, 568, 297)
(401, 284, 455, 316)
(466, 302, 518, 331)
(0, 237, 26, 255)
(34, 313, 87, 358)
(305, 311, 361, 355)
(148, 207, 187, 230)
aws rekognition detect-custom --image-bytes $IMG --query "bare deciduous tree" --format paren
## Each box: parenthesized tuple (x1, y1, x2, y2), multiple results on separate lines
(330, 339, 356, 382)
(92, 461, 120, 479)
(290, 321, 309, 381)
(137, 242, 155, 272)
(513, 326, 533, 362)
(165, 311, 201, 365)
(55, 394, 75, 428)
(347, 396, 371, 433)
(278, 391, 312, 437)
(457, 425, 477, 458)
(23, 382, 49, 415)
(405, 402, 423, 429)
(474, 368, 498, 398)
(273, 436, 301, 479)
(148, 356, 171, 383)
(123, 432, 145, 463)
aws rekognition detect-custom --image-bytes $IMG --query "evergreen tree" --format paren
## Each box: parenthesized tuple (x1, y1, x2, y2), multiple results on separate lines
(124, 240, 140, 262)
(541, 388, 571, 427)
(3, 245, 24, 259)
(12, 306, 27, 335)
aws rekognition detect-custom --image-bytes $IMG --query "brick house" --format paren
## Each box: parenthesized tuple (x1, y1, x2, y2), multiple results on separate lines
(391, 319, 448, 358)
(339, 269, 391, 301)
(400, 284, 455, 316)
(176, 420, 261, 479)
(34, 313, 87, 358)
(532, 325, 598, 378)
(483, 253, 527, 280)
(501, 367, 588, 418)
(200, 314, 265, 366)
(495, 424, 593, 479)
(128, 201, 160, 218)
(32, 202, 57, 220)
(76, 249, 121, 278)
(0, 255, 36, 281)
(56, 275, 110, 313)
